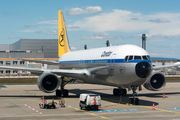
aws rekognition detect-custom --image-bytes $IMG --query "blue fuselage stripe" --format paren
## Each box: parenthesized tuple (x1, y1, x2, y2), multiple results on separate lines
(59, 59, 152, 64)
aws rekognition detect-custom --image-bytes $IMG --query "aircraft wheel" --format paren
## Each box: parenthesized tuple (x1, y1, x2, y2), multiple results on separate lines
(63, 89, 69, 97)
(86, 106, 90, 110)
(56, 90, 61, 97)
(113, 88, 119, 96)
(135, 98, 139, 105)
(129, 98, 134, 104)
(122, 89, 127, 96)
(95, 106, 99, 111)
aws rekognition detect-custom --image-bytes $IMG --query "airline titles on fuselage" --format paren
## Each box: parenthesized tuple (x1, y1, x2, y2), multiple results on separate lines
(101, 51, 113, 57)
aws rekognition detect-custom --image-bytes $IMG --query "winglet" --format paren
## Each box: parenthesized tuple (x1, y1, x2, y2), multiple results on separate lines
(58, 10, 70, 57)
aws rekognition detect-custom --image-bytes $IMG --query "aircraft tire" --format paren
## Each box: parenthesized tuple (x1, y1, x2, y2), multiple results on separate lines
(122, 89, 127, 96)
(129, 98, 134, 104)
(56, 90, 61, 97)
(86, 106, 90, 110)
(135, 98, 139, 105)
(63, 89, 69, 97)
(113, 88, 119, 96)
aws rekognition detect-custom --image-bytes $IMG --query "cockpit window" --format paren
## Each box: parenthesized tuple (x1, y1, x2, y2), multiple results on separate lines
(134, 56, 141, 60)
(124, 56, 128, 61)
(147, 55, 151, 60)
(129, 56, 133, 61)
(142, 56, 148, 60)
(124, 55, 151, 61)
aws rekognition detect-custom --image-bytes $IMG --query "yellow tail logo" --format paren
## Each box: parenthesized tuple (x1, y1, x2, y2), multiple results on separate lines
(58, 10, 70, 57)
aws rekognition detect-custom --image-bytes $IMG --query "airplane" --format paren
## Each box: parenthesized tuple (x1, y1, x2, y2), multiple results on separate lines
(0, 10, 180, 105)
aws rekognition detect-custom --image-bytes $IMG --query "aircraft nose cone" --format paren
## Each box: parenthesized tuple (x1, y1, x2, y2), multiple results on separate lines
(135, 62, 152, 78)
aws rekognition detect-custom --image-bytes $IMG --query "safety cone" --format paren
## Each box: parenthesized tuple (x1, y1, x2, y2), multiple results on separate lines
(60, 97, 65, 107)
(93, 96, 97, 105)
(42, 96, 44, 102)
(152, 103, 155, 110)
(42, 95, 47, 103)
(163, 93, 165, 99)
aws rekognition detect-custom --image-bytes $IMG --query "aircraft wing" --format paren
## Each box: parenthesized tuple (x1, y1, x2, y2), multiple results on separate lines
(0, 65, 108, 79)
(153, 63, 180, 70)
(21, 59, 59, 65)
(0, 66, 44, 73)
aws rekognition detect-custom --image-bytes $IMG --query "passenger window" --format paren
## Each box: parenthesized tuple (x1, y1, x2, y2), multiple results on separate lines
(134, 56, 141, 60)
(124, 56, 128, 61)
(129, 56, 133, 61)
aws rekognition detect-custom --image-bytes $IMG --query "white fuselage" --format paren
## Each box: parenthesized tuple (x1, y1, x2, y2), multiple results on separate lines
(58, 44, 152, 88)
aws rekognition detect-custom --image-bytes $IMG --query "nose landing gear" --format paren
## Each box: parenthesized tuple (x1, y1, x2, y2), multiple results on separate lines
(129, 86, 139, 105)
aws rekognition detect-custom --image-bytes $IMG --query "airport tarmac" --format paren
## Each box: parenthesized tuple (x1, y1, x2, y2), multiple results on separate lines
(0, 83, 180, 120)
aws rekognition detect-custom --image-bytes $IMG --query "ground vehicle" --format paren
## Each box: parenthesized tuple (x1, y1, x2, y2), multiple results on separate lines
(39, 97, 57, 109)
(79, 93, 101, 110)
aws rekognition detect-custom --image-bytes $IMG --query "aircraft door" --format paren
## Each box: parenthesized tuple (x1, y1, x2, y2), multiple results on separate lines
(110, 53, 116, 70)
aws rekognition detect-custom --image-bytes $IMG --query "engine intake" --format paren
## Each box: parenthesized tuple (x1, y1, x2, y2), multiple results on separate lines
(37, 72, 60, 93)
(143, 72, 166, 91)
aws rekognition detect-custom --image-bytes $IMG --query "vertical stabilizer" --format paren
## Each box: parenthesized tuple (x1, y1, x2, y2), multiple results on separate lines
(58, 10, 70, 57)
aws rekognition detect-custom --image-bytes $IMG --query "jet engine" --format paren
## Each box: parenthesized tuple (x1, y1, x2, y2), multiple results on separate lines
(37, 72, 60, 93)
(143, 71, 166, 91)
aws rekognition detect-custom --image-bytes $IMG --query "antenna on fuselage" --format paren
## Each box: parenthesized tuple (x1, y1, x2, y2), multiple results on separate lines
(106, 40, 110, 47)
(84, 44, 87, 50)
(142, 34, 146, 50)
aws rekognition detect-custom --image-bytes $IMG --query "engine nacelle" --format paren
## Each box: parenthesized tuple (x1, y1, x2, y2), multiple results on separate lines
(143, 71, 166, 91)
(37, 72, 60, 93)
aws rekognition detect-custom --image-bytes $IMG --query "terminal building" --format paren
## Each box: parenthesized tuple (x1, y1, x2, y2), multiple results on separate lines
(0, 39, 59, 75)
(0, 39, 58, 58)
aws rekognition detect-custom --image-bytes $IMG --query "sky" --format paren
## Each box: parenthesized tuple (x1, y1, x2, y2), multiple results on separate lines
(1, 0, 180, 58)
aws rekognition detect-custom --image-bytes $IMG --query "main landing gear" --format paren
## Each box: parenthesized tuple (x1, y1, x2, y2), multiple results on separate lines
(56, 76, 75, 97)
(113, 86, 140, 105)
(113, 88, 127, 96)
(129, 86, 139, 105)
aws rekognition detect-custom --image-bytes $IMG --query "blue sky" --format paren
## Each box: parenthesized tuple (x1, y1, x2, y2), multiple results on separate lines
(1, 0, 180, 58)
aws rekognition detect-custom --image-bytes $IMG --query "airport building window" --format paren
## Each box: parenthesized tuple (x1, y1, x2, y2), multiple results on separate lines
(0, 51, 5, 52)
(6, 70, 10, 73)
(0, 70, 3, 74)
(6, 61, 11, 65)
(0, 61, 3, 65)
(13, 70, 17, 73)
(20, 61, 25, 65)
(13, 61, 18, 65)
